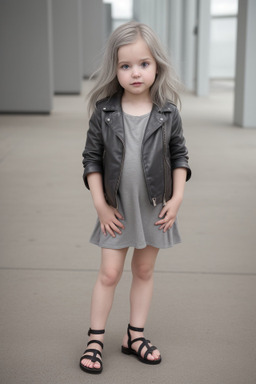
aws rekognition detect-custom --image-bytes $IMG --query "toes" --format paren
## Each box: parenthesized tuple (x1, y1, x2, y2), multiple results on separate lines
(152, 350, 161, 360)
(81, 358, 88, 367)
(81, 358, 101, 369)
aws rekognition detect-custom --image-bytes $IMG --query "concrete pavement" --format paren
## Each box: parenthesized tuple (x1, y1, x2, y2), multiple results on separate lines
(0, 80, 256, 384)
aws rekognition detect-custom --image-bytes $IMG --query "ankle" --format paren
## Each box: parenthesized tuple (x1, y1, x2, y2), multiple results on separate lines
(89, 334, 104, 343)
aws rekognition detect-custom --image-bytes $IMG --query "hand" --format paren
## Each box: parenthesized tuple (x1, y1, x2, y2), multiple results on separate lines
(96, 202, 124, 238)
(154, 198, 181, 232)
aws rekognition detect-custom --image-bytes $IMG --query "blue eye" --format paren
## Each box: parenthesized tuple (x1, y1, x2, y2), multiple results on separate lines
(141, 62, 149, 68)
(121, 64, 129, 70)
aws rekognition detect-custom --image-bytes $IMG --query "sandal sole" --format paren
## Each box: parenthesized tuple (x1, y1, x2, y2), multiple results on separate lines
(121, 346, 161, 365)
(80, 362, 103, 374)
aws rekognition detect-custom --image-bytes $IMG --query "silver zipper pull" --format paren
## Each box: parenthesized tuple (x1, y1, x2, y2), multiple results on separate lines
(152, 198, 157, 207)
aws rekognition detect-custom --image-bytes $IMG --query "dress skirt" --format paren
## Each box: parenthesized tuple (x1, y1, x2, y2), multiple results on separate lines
(90, 112, 181, 250)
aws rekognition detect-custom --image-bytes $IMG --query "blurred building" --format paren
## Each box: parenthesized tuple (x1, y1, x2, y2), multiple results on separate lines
(0, 0, 255, 127)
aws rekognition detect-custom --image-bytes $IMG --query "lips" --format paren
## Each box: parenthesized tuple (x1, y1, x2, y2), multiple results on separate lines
(131, 82, 142, 86)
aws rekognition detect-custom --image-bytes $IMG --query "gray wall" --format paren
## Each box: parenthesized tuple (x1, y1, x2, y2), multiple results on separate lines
(0, 0, 53, 113)
(0, 0, 105, 113)
(234, 0, 256, 128)
(52, 0, 83, 94)
(81, 0, 104, 78)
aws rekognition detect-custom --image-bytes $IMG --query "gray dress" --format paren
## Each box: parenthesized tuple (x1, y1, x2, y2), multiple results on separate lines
(90, 112, 181, 249)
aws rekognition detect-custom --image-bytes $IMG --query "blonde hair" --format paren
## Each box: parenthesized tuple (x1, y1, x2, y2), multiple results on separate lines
(87, 21, 181, 114)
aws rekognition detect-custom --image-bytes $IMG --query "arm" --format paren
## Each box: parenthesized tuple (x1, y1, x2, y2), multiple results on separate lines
(82, 107, 104, 189)
(87, 172, 124, 238)
(169, 109, 191, 181)
(155, 168, 187, 232)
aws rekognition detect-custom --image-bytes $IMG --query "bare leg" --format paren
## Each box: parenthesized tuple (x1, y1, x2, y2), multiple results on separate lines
(81, 247, 128, 369)
(122, 245, 161, 361)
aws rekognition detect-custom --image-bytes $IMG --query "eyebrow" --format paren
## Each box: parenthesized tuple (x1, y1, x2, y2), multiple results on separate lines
(118, 57, 152, 64)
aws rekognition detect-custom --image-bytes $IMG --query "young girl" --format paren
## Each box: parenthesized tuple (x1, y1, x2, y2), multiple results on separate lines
(80, 21, 191, 374)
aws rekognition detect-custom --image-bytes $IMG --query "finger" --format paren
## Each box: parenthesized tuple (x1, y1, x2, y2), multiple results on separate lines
(113, 218, 125, 229)
(163, 220, 174, 232)
(101, 224, 106, 236)
(158, 207, 167, 218)
(155, 216, 168, 226)
(110, 222, 123, 234)
(159, 224, 168, 231)
(105, 225, 116, 238)
(114, 210, 124, 220)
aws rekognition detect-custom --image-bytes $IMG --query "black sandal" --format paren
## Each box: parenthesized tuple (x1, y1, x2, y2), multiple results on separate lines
(121, 324, 161, 365)
(79, 328, 105, 374)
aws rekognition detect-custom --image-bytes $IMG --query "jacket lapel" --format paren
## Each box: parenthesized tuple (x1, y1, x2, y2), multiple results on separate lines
(143, 105, 168, 143)
(102, 93, 172, 143)
(102, 93, 125, 143)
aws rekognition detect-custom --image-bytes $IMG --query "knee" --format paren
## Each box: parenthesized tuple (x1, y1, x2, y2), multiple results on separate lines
(132, 263, 154, 282)
(99, 267, 122, 288)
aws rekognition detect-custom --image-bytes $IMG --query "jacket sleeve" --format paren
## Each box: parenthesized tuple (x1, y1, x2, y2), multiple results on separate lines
(82, 106, 104, 189)
(169, 108, 191, 181)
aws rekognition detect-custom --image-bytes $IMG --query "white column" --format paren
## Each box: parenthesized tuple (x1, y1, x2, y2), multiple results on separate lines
(195, 0, 211, 96)
(133, 0, 155, 28)
(0, 0, 53, 113)
(181, 0, 197, 91)
(167, 0, 183, 76)
(81, 0, 104, 78)
(103, 3, 112, 39)
(234, 0, 256, 128)
(154, 0, 169, 49)
(52, 0, 83, 94)
(133, 0, 168, 46)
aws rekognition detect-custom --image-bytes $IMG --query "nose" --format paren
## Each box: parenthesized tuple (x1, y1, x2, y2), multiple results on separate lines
(131, 66, 140, 78)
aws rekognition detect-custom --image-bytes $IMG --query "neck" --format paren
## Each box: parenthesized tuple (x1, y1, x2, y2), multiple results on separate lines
(121, 92, 153, 115)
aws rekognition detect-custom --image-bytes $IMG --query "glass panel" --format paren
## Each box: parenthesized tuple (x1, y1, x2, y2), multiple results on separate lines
(211, 0, 238, 16)
(210, 17, 237, 78)
(103, 0, 133, 19)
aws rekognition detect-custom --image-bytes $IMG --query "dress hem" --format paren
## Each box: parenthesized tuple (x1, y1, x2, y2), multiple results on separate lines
(89, 239, 182, 250)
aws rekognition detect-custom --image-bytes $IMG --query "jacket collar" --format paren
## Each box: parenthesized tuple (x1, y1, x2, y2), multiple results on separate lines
(102, 92, 173, 142)
(101, 92, 174, 113)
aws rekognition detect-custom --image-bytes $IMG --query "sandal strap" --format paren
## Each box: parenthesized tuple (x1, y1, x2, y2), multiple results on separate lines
(127, 324, 144, 348)
(138, 338, 151, 357)
(130, 336, 145, 346)
(144, 346, 157, 359)
(81, 351, 102, 365)
(128, 324, 144, 332)
(87, 339, 104, 349)
(82, 348, 102, 359)
(88, 328, 105, 336)
(129, 334, 158, 360)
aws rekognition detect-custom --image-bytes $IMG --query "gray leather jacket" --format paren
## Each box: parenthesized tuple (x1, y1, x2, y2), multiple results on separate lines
(82, 93, 191, 208)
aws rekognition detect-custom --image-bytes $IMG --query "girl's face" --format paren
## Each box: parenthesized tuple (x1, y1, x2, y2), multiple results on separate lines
(116, 37, 157, 98)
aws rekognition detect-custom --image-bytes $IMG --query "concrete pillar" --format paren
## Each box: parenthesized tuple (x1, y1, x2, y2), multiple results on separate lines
(81, 0, 104, 78)
(234, 0, 256, 128)
(167, 0, 183, 76)
(52, 0, 83, 94)
(0, 0, 53, 113)
(133, 0, 169, 52)
(154, 0, 169, 49)
(195, 0, 211, 96)
(103, 3, 112, 39)
(182, 0, 197, 91)
(133, 0, 156, 30)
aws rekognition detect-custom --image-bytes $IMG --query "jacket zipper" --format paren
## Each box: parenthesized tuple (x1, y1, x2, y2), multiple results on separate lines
(141, 119, 157, 207)
(114, 136, 125, 209)
(162, 123, 167, 206)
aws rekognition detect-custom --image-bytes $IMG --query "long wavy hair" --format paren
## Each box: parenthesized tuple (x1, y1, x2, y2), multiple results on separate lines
(87, 21, 181, 114)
